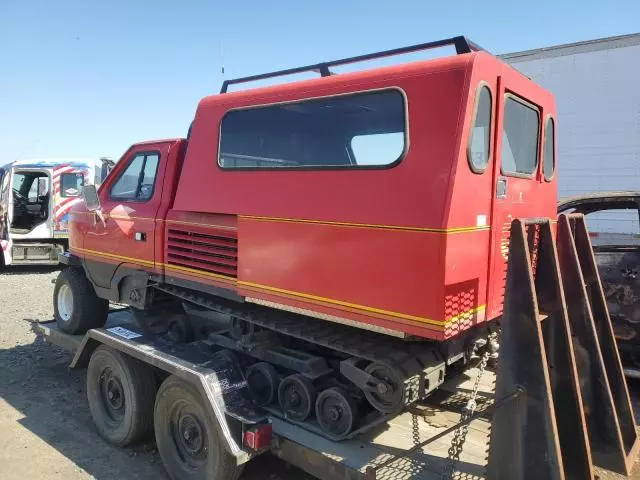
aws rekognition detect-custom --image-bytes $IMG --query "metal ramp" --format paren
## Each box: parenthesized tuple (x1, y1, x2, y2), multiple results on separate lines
(488, 214, 639, 479)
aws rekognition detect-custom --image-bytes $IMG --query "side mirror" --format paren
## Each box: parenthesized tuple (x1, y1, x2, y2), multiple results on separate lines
(82, 184, 101, 211)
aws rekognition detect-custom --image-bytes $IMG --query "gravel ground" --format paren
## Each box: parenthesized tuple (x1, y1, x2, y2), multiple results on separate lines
(1, 266, 640, 480)
(0, 267, 312, 480)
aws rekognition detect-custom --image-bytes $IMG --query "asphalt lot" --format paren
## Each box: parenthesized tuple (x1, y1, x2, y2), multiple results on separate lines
(1, 266, 639, 479)
(0, 266, 313, 480)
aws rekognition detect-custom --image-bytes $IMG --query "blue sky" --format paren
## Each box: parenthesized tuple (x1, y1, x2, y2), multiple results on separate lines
(1, 0, 638, 162)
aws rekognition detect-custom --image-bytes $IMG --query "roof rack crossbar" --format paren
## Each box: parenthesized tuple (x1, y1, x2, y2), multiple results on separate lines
(220, 35, 482, 93)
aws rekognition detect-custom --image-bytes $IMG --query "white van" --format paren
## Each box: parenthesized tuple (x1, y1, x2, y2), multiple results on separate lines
(0, 158, 113, 267)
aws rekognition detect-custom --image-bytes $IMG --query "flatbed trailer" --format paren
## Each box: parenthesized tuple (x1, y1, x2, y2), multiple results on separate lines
(36, 214, 640, 480)
(35, 311, 495, 480)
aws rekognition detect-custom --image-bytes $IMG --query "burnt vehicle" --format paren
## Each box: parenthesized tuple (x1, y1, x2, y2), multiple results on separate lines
(558, 192, 640, 374)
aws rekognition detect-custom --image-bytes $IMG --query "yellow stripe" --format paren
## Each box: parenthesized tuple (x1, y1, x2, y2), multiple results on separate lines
(72, 247, 155, 267)
(71, 247, 237, 283)
(240, 215, 489, 234)
(73, 211, 488, 234)
(238, 280, 485, 327)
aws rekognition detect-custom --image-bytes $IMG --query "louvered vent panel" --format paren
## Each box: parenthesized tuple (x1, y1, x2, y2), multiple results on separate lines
(167, 228, 237, 278)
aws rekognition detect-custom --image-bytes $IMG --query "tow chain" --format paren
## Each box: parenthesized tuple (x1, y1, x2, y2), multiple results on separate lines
(441, 343, 491, 479)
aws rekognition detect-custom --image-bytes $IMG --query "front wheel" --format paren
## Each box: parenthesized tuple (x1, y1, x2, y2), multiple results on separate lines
(154, 376, 242, 480)
(53, 267, 108, 334)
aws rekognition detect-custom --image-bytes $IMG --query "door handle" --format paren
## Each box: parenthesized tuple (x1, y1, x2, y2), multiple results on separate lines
(496, 177, 507, 199)
(134, 232, 146, 242)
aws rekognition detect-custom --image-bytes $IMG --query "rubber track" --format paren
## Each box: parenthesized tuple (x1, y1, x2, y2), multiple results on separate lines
(156, 285, 435, 375)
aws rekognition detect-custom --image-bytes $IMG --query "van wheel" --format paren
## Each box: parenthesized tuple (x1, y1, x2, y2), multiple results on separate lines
(87, 346, 156, 446)
(54, 267, 108, 334)
(155, 376, 242, 480)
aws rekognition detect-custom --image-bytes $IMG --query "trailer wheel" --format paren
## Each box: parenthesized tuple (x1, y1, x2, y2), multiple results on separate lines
(54, 267, 108, 334)
(155, 376, 242, 480)
(87, 346, 156, 446)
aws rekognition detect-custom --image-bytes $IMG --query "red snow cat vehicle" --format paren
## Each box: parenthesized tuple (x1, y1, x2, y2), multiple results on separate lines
(51, 36, 638, 480)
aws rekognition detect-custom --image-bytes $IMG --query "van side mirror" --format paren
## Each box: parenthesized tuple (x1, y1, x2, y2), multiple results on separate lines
(82, 185, 101, 211)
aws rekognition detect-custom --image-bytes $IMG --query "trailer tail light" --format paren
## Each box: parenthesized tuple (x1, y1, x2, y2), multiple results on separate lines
(243, 423, 272, 451)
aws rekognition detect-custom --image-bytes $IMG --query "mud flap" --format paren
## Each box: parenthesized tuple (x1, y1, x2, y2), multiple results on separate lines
(0, 238, 12, 266)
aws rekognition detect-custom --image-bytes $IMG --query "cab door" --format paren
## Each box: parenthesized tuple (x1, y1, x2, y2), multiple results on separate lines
(0, 168, 12, 265)
(486, 75, 553, 320)
(83, 144, 169, 288)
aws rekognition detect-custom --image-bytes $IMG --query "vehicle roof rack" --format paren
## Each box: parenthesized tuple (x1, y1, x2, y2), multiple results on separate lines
(220, 35, 484, 93)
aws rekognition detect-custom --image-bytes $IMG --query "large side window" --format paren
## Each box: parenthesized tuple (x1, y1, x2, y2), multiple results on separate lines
(110, 153, 160, 201)
(543, 117, 555, 181)
(468, 85, 492, 173)
(219, 89, 406, 169)
(501, 95, 540, 177)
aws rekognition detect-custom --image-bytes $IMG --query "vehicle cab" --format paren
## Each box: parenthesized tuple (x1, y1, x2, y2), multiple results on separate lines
(69, 37, 557, 342)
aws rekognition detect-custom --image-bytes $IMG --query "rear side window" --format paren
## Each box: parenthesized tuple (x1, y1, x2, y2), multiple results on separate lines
(110, 153, 160, 201)
(585, 208, 640, 247)
(543, 117, 555, 180)
(219, 89, 406, 169)
(468, 85, 492, 172)
(501, 95, 540, 176)
(60, 172, 85, 197)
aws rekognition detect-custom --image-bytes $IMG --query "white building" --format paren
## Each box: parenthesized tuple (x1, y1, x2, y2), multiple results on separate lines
(502, 33, 640, 234)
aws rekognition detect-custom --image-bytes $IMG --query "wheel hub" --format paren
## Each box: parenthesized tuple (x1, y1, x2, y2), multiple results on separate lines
(288, 391, 301, 407)
(106, 378, 124, 410)
(377, 381, 390, 395)
(179, 414, 204, 455)
(100, 369, 125, 419)
(57, 284, 74, 322)
(328, 406, 341, 421)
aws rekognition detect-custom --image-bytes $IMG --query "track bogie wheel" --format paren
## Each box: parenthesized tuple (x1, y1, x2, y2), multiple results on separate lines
(363, 363, 406, 413)
(167, 314, 194, 343)
(245, 362, 280, 406)
(315, 387, 358, 439)
(278, 374, 316, 422)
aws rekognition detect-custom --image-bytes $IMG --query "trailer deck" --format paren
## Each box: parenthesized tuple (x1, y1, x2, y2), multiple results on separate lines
(34, 311, 494, 480)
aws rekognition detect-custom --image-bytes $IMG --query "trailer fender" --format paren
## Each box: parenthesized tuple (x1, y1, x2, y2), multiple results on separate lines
(70, 326, 268, 464)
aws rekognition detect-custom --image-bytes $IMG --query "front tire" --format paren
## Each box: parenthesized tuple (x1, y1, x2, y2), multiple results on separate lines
(154, 376, 242, 480)
(53, 267, 108, 334)
(86, 346, 156, 446)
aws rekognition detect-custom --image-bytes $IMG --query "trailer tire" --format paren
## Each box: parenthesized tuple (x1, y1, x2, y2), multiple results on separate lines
(86, 346, 156, 447)
(54, 267, 108, 334)
(155, 376, 242, 480)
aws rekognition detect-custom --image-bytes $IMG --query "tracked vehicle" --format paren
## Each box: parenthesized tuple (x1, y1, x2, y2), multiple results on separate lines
(54, 36, 557, 440)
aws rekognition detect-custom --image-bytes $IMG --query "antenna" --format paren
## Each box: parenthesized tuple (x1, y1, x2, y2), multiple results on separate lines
(220, 39, 225, 75)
